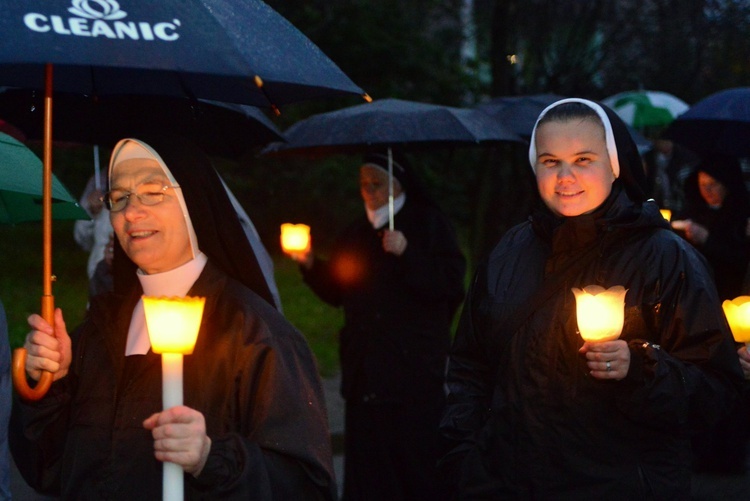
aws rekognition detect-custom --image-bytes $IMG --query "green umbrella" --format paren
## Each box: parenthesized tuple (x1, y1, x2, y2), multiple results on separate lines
(602, 90, 689, 131)
(0, 131, 88, 224)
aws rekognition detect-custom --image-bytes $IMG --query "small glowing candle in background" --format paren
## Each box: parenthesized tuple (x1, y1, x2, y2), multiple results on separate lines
(280, 223, 310, 254)
(722, 296, 750, 352)
(143, 295, 206, 501)
(660, 209, 672, 222)
(571, 285, 628, 342)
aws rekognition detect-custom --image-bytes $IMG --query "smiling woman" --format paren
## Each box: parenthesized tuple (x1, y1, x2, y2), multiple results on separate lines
(11, 135, 338, 500)
(441, 98, 744, 499)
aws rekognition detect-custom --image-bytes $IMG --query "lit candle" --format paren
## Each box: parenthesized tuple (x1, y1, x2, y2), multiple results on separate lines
(660, 209, 672, 222)
(571, 285, 628, 342)
(280, 223, 311, 254)
(722, 296, 750, 352)
(143, 295, 206, 501)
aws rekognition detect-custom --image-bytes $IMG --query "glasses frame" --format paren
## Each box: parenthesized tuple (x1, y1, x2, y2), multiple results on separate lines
(101, 184, 181, 212)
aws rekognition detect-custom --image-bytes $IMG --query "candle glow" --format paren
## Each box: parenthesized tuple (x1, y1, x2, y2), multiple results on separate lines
(722, 296, 750, 345)
(572, 285, 628, 342)
(660, 209, 672, 222)
(280, 223, 311, 253)
(143, 296, 205, 354)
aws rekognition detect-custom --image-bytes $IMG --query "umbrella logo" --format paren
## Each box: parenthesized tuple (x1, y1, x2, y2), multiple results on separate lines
(68, 0, 126, 21)
(24, 0, 180, 41)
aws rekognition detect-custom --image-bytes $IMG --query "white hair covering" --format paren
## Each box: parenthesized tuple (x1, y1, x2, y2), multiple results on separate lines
(528, 98, 620, 178)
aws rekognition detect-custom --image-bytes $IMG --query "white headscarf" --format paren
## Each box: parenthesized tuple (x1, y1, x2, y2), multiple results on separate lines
(528, 98, 620, 179)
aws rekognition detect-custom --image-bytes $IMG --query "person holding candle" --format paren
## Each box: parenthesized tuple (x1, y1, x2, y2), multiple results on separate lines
(286, 150, 466, 500)
(440, 98, 744, 499)
(11, 136, 336, 500)
(671, 155, 750, 301)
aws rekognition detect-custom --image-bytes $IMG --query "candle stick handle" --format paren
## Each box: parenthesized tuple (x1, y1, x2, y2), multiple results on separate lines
(162, 353, 184, 501)
(163, 462, 184, 501)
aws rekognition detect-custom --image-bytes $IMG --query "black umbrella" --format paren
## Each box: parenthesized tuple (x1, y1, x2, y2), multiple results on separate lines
(0, 89, 284, 158)
(666, 87, 750, 156)
(0, 1, 365, 108)
(264, 98, 523, 156)
(0, 0, 366, 400)
(476, 93, 565, 138)
(264, 97, 524, 230)
(477, 93, 653, 153)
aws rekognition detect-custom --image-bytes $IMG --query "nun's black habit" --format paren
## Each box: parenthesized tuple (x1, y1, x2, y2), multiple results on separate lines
(440, 99, 744, 499)
(11, 136, 336, 500)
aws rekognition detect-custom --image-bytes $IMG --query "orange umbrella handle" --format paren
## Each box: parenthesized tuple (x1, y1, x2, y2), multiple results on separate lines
(12, 348, 53, 401)
(12, 293, 56, 401)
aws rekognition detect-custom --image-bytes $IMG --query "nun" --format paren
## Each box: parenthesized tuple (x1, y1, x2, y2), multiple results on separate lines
(12, 136, 337, 500)
(286, 150, 466, 500)
(440, 98, 744, 499)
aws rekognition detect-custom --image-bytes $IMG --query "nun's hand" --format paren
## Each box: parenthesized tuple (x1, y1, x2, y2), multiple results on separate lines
(382, 230, 408, 256)
(24, 308, 72, 381)
(738, 345, 750, 380)
(286, 242, 314, 270)
(143, 406, 212, 477)
(684, 220, 709, 245)
(579, 339, 630, 380)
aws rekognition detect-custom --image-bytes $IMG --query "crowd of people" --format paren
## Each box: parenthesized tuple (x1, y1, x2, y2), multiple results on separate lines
(1, 96, 750, 500)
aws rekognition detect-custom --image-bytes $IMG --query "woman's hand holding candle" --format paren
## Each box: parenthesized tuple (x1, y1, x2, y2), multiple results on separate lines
(579, 340, 631, 380)
(143, 405, 212, 477)
(737, 346, 750, 380)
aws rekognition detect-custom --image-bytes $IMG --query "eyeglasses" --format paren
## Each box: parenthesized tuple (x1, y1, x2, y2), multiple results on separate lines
(101, 184, 181, 212)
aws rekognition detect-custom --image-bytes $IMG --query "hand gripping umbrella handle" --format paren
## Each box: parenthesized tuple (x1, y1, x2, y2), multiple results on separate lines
(12, 295, 55, 401)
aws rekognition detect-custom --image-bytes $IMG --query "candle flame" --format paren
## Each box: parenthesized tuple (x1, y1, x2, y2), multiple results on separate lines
(572, 285, 627, 342)
(723, 296, 750, 343)
(143, 296, 205, 354)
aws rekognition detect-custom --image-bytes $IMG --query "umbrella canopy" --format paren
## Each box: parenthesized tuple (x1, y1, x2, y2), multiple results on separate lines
(0, 0, 366, 108)
(477, 93, 652, 153)
(0, 89, 284, 157)
(264, 98, 524, 156)
(665, 87, 750, 157)
(602, 90, 689, 131)
(476, 93, 565, 138)
(0, 131, 87, 223)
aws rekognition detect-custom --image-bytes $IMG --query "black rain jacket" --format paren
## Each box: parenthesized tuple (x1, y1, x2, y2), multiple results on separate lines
(441, 189, 744, 500)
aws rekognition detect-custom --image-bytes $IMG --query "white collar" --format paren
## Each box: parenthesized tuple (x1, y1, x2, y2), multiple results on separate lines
(366, 193, 406, 229)
(125, 252, 208, 356)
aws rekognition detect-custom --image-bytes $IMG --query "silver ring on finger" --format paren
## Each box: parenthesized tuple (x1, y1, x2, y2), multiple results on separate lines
(606, 361, 612, 372)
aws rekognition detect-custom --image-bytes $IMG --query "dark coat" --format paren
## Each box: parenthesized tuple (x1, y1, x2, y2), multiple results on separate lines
(302, 200, 466, 404)
(441, 190, 744, 500)
(11, 262, 336, 500)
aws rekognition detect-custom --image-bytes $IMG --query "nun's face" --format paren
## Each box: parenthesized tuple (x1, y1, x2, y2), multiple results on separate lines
(109, 160, 193, 274)
(533, 118, 615, 217)
(698, 170, 727, 208)
(360, 165, 402, 211)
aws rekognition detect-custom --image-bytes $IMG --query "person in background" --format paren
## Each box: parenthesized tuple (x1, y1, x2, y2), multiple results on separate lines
(642, 137, 699, 213)
(0, 300, 10, 500)
(286, 151, 466, 500)
(673, 155, 750, 301)
(11, 136, 336, 500)
(73, 171, 114, 299)
(440, 98, 743, 499)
